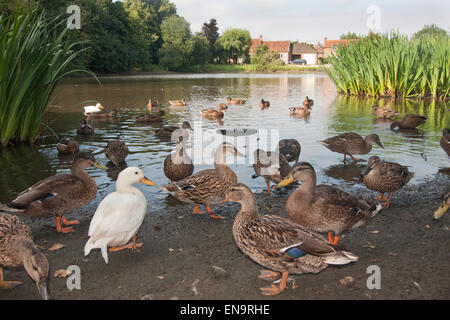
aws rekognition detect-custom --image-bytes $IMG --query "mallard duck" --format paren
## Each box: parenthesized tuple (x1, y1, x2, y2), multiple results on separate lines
(226, 97, 246, 104)
(155, 121, 192, 138)
(252, 149, 291, 193)
(259, 99, 270, 109)
(278, 139, 301, 163)
(84, 103, 104, 114)
(147, 99, 160, 110)
(434, 192, 449, 219)
(0, 152, 105, 233)
(200, 103, 227, 119)
(371, 102, 399, 119)
(135, 111, 166, 123)
(84, 167, 155, 264)
(56, 136, 79, 155)
(303, 96, 314, 107)
(390, 114, 427, 130)
(362, 156, 414, 208)
(169, 99, 186, 107)
(0, 213, 49, 299)
(77, 119, 94, 135)
(105, 139, 129, 167)
(288, 105, 311, 116)
(440, 128, 450, 156)
(161, 142, 244, 219)
(277, 162, 383, 244)
(85, 109, 118, 119)
(164, 138, 194, 182)
(225, 183, 358, 295)
(319, 132, 384, 162)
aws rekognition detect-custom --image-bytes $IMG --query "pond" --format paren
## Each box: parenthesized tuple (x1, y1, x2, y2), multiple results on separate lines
(0, 72, 448, 211)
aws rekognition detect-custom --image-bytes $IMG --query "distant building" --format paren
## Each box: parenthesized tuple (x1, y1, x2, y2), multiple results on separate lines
(249, 35, 291, 64)
(291, 43, 317, 65)
(323, 37, 357, 57)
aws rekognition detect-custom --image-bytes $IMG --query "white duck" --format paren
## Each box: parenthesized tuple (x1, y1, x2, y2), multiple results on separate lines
(84, 103, 104, 114)
(84, 167, 155, 264)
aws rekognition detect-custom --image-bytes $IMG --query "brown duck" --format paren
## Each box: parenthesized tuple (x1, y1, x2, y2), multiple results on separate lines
(278, 138, 301, 163)
(169, 99, 186, 107)
(0, 213, 49, 299)
(390, 114, 427, 130)
(135, 111, 166, 123)
(252, 149, 291, 193)
(371, 102, 399, 119)
(440, 128, 450, 156)
(434, 192, 449, 219)
(226, 97, 246, 104)
(56, 136, 79, 155)
(147, 99, 160, 110)
(156, 121, 192, 138)
(105, 139, 129, 167)
(200, 103, 227, 119)
(164, 138, 194, 182)
(86, 109, 118, 119)
(77, 119, 94, 135)
(259, 99, 270, 109)
(303, 96, 314, 107)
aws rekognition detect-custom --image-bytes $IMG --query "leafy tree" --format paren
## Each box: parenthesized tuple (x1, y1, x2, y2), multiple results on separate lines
(201, 18, 219, 62)
(413, 24, 448, 40)
(218, 28, 251, 64)
(189, 33, 211, 66)
(251, 44, 283, 71)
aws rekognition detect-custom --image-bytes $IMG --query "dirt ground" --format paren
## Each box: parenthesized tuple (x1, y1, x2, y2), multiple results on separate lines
(1, 173, 449, 300)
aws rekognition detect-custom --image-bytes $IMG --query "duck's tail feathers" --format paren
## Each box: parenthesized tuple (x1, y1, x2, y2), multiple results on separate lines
(0, 204, 23, 214)
(84, 239, 109, 264)
(84, 239, 94, 257)
(370, 204, 384, 218)
(325, 251, 358, 265)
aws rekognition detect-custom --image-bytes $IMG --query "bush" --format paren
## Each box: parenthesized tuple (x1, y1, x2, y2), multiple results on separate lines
(251, 45, 284, 71)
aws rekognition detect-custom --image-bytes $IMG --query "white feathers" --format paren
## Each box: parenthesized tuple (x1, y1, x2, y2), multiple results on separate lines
(84, 103, 103, 114)
(325, 251, 358, 265)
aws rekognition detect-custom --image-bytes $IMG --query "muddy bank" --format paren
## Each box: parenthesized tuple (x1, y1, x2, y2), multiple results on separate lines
(0, 173, 449, 300)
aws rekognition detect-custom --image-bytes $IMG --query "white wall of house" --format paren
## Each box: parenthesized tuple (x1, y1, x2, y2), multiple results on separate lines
(278, 53, 289, 64)
(303, 53, 317, 65)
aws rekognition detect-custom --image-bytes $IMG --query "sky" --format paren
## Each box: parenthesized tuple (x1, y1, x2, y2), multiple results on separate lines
(171, 0, 450, 44)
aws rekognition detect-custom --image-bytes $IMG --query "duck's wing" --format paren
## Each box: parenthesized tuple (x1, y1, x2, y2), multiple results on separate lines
(314, 185, 368, 209)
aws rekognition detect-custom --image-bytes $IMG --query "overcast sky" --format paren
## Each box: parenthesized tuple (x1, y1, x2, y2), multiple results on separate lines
(171, 0, 449, 44)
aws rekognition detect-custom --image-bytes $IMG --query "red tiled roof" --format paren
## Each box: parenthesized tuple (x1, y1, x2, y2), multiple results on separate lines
(291, 43, 317, 54)
(249, 39, 290, 54)
(324, 39, 357, 49)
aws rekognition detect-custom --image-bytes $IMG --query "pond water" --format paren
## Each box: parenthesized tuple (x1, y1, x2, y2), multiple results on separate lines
(0, 73, 448, 210)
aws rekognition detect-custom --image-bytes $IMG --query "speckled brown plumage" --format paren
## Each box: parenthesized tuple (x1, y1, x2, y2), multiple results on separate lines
(440, 128, 450, 156)
(371, 102, 399, 119)
(320, 132, 383, 160)
(259, 99, 270, 109)
(200, 104, 227, 118)
(226, 97, 246, 104)
(390, 114, 427, 130)
(135, 111, 165, 123)
(0, 213, 33, 267)
(77, 119, 94, 135)
(86, 109, 118, 119)
(253, 149, 291, 192)
(105, 139, 129, 167)
(155, 122, 192, 137)
(164, 142, 194, 182)
(56, 136, 79, 155)
(278, 139, 301, 163)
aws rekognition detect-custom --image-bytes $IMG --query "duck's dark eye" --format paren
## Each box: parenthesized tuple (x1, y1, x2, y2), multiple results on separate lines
(135, 172, 138, 175)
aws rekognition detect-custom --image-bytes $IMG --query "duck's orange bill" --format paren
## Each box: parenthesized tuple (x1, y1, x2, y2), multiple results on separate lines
(140, 177, 156, 186)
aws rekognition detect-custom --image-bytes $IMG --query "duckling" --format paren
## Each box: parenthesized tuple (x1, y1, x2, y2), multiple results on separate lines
(155, 121, 192, 138)
(288, 105, 311, 116)
(77, 119, 94, 135)
(105, 139, 129, 167)
(371, 102, 399, 119)
(226, 97, 246, 104)
(278, 139, 301, 163)
(135, 111, 166, 123)
(200, 103, 227, 119)
(440, 128, 450, 156)
(0, 213, 49, 299)
(362, 156, 414, 208)
(161, 142, 244, 219)
(390, 114, 427, 130)
(252, 149, 291, 193)
(84, 167, 155, 264)
(147, 99, 160, 110)
(0, 152, 105, 233)
(259, 99, 270, 109)
(434, 192, 449, 219)
(225, 183, 358, 296)
(84, 103, 104, 114)
(164, 137, 194, 182)
(56, 136, 79, 155)
(303, 96, 314, 107)
(169, 99, 186, 107)
(277, 163, 383, 244)
(319, 132, 384, 162)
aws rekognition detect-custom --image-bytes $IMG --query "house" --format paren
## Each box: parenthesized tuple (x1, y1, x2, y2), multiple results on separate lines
(249, 35, 291, 64)
(323, 37, 357, 57)
(291, 43, 318, 65)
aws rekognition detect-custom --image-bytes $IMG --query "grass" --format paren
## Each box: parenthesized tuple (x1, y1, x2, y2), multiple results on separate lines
(202, 64, 322, 73)
(0, 7, 94, 147)
(324, 32, 450, 99)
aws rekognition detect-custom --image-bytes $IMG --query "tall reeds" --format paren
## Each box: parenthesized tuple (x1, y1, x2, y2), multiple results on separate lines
(0, 8, 91, 147)
(324, 32, 449, 99)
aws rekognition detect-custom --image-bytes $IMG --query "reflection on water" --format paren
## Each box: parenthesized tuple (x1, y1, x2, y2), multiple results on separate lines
(0, 73, 448, 210)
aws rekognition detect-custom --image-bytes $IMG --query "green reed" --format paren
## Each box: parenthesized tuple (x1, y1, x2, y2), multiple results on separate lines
(324, 32, 450, 99)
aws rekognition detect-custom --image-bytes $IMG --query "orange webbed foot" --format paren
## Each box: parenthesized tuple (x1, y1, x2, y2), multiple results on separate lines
(328, 232, 340, 245)
(0, 281, 22, 289)
(193, 206, 204, 214)
(206, 205, 224, 220)
(260, 284, 283, 296)
(258, 270, 281, 282)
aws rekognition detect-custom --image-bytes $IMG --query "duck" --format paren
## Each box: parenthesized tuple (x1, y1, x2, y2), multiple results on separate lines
(85, 109, 118, 119)
(169, 99, 186, 107)
(303, 96, 314, 107)
(434, 192, 449, 219)
(252, 149, 291, 193)
(155, 121, 192, 138)
(84, 103, 104, 114)
(0, 152, 105, 233)
(225, 183, 358, 296)
(200, 103, 227, 119)
(362, 156, 414, 208)
(440, 128, 450, 156)
(135, 111, 166, 123)
(278, 139, 301, 163)
(226, 97, 246, 104)
(56, 136, 79, 155)
(105, 139, 129, 167)
(84, 167, 155, 264)
(259, 99, 270, 109)
(0, 213, 49, 299)
(277, 162, 383, 244)
(164, 137, 194, 182)
(161, 142, 244, 219)
(390, 114, 427, 130)
(147, 99, 160, 110)
(319, 132, 384, 162)
(288, 105, 311, 116)
(77, 119, 94, 135)
(371, 102, 399, 119)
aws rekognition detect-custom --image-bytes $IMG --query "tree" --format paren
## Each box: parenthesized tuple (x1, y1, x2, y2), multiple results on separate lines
(413, 24, 448, 40)
(250, 44, 283, 71)
(201, 18, 219, 62)
(218, 28, 251, 64)
(189, 33, 211, 66)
